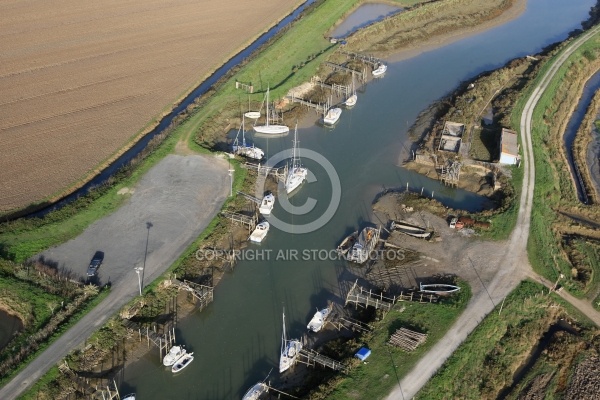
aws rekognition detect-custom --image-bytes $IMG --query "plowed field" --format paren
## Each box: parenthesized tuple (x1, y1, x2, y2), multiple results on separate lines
(0, 0, 301, 213)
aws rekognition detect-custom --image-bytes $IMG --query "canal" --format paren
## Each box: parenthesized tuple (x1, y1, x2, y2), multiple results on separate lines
(122, 0, 597, 398)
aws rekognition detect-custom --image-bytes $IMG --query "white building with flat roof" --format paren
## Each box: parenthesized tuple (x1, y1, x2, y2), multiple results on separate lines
(499, 128, 520, 165)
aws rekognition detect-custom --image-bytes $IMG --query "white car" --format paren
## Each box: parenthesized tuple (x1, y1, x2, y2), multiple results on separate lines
(449, 217, 458, 229)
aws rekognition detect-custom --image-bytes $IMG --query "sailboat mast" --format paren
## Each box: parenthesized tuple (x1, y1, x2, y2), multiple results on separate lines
(242, 114, 246, 147)
(266, 88, 270, 127)
(281, 309, 287, 352)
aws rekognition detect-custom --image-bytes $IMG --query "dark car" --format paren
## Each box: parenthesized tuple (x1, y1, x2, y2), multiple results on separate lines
(87, 251, 104, 277)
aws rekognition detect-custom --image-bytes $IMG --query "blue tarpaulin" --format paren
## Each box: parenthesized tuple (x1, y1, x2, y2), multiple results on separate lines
(355, 347, 371, 361)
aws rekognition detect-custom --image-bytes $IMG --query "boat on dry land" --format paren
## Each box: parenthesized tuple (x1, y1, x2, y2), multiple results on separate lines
(233, 115, 264, 160)
(419, 283, 460, 294)
(390, 220, 433, 239)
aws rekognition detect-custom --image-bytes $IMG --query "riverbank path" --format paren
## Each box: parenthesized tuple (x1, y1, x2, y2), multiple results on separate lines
(386, 23, 600, 400)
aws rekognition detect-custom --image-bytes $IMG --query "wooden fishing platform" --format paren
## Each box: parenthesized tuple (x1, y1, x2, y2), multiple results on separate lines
(298, 348, 347, 372)
(121, 319, 176, 361)
(221, 210, 258, 232)
(323, 61, 367, 82)
(286, 94, 329, 114)
(310, 76, 351, 97)
(344, 280, 439, 312)
(388, 328, 428, 351)
(173, 279, 214, 311)
(341, 51, 383, 67)
(243, 162, 288, 182)
(328, 315, 373, 334)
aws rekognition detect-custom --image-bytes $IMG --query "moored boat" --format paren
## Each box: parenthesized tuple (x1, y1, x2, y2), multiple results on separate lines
(344, 93, 357, 108)
(171, 352, 194, 373)
(122, 394, 136, 400)
(162, 345, 186, 366)
(279, 309, 302, 373)
(323, 107, 342, 125)
(242, 382, 269, 400)
(372, 63, 387, 77)
(253, 87, 289, 135)
(336, 231, 358, 255)
(245, 111, 261, 119)
(232, 115, 264, 160)
(249, 221, 270, 243)
(307, 304, 331, 333)
(285, 123, 308, 194)
(258, 193, 275, 215)
(346, 226, 380, 264)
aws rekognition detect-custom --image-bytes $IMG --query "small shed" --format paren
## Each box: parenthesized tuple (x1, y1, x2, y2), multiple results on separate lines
(499, 128, 520, 165)
(355, 347, 371, 361)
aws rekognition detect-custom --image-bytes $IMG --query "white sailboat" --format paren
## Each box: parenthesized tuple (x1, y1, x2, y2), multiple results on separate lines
(233, 115, 264, 160)
(279, 309, 302, 373)
(285, 123, 308, 194)
(253, 87, 289, 135)
(344, 76, 357, 107)
(323, 107, 342, 125)
(258, 193, 275, 215)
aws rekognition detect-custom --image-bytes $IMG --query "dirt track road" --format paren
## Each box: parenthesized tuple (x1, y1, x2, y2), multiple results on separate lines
(386, 24, 600, 400)
(0, 154, 229, 399)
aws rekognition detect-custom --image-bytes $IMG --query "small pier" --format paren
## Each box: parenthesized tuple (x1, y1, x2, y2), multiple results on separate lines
(328, 315, 373, 334)
(388, 328, 428, 351)
(341, 51, 383, 68)
(344, 280, 439, 312)
(221, 210, 258, 232)
(173, 279, 214, 311)
(310, 76, 351, 97)
(243, 162, 288, 182)
(286, 94, 329, 114)
(297, 348, 347, 372)
(121, 319, 176, 361)
(323, 61, 367, 82)
(237, 191, 261, 205)
(439, 160, 462, 187)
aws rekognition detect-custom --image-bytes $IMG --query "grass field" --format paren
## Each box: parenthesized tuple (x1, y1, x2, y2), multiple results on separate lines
(0, 0, 303, 214)
(416, 280, 597, 399)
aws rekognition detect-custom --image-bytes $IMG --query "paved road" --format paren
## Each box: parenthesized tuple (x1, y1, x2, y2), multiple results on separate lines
(0, 154, 230, 399)
(386, 24, 600, 400)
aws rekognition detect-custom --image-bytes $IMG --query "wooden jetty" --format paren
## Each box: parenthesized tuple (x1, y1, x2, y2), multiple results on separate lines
(344, 280, 439, 312)
(297, 348, 347, 372)
(173, 279, 214, 311)
(323, 61, 367, 82)
(221, 210, 258, 232)
(388, 328, 428, 351)
(286, 93, 329, 115)
(328, 315, 373, 334)
(310, 76, 351, 97)
(121, 319, 176, 362)
(439, 159, 462, 187)
(243, 162, 288, 182)
(236, 190, 261, 205)
(341, 51, 383, 67)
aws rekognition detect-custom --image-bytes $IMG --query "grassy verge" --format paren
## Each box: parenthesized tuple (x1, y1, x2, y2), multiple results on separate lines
(416, 280, 597, 399)
(18, 366, 61, 400)
(322, 282, 471, 400)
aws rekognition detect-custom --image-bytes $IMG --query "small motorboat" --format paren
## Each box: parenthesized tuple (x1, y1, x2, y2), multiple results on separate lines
(172, 352, 194, 373)
(336, 231, 358, 255)
(258, 193, 275, 215)
(245, 111, 261, 119)
(242, 382, 269, 400)
(249, 221, 270, 243)
(419, 283, 461, 294)
(122, 395, 136, 400)
(323, 107, 342, 125)
(372, 63, 387, 77)
(163, 345, 186, 366)
(344, 93, 357, 107)
(307, 306, 331, 333)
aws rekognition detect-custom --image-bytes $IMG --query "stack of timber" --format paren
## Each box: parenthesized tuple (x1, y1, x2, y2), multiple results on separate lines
(388, 328, 428, 351)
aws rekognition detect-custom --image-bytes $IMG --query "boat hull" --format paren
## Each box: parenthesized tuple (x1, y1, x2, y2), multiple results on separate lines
(171, 353, 194, 373)
(245, 111, 261, 119)
(253, 124, 289, 135)
(323, 108, 342, 125)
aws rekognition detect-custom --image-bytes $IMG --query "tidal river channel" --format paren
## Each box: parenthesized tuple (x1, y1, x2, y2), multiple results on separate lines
(123, 1, 596, 398)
